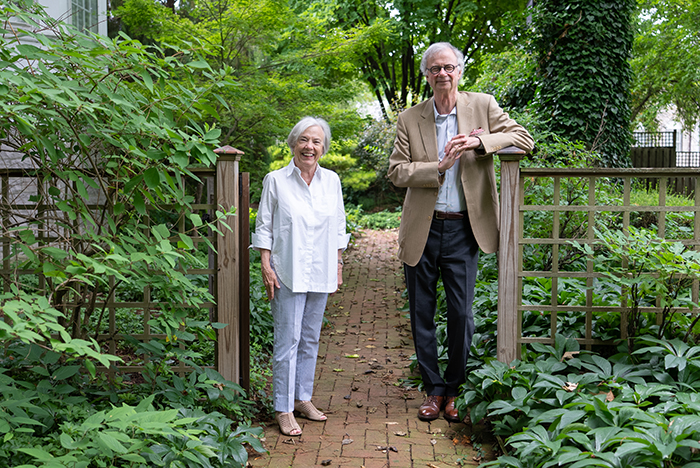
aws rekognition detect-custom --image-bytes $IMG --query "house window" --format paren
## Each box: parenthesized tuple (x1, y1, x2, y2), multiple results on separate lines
(71, 0, 98, 33)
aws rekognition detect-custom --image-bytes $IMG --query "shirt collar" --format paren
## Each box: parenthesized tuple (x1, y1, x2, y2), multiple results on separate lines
(433, 101, 457, 119)
(284, 158, 322, 180)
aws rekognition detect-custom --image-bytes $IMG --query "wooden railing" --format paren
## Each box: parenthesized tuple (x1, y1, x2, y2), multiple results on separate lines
(0, 150, 250, 390)
(497, 152, 700, 363)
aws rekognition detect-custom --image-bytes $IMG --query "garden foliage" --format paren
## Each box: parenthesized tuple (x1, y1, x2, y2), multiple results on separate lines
(531, 0, 635, 167)
(1, 4, 264, 466)
(458, 335, 700, 467)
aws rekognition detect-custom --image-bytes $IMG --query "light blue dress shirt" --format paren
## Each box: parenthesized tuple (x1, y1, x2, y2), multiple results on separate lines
(434, 103, 467, 213)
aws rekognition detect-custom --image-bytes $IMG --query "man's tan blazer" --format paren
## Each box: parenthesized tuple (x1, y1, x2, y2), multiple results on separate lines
(388, 92, 534, 267)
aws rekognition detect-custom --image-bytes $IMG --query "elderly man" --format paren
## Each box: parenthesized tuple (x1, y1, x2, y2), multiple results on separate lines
(387, 42, 534, 422)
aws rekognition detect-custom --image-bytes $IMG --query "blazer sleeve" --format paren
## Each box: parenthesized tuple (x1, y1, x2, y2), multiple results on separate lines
(387, 111, 442, 188)
(477, 95, 534, 155)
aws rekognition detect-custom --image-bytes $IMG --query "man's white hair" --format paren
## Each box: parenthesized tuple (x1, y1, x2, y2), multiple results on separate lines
(420, 42, 465, 76)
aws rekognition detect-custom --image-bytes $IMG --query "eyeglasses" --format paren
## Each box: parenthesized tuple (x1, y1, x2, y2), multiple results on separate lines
(428, 64, 459, 75)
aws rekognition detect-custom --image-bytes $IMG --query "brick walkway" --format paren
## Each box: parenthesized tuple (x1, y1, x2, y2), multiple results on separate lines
(249, 229, 481, 468)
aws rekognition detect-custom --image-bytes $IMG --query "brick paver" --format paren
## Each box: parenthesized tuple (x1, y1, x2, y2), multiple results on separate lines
(249, 229, 481, 468)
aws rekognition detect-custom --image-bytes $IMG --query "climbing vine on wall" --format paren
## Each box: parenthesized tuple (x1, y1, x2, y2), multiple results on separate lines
(532, 0, 635, 168)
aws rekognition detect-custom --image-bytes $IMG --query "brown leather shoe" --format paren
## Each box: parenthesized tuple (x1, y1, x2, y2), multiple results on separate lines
(444, 397, 461, 423)
(418, 395, 444, 421)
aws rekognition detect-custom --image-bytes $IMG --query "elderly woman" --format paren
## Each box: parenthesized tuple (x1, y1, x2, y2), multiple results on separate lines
(252, 117, 350, 436)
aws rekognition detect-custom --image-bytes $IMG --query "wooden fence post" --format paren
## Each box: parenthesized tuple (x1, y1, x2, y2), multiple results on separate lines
(214, 146, 243, 385)
(239, 172, 250, 392)
(497, 148, 526, 363)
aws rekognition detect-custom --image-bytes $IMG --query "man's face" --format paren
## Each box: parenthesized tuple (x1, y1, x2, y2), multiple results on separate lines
(425, 48, 462, 95)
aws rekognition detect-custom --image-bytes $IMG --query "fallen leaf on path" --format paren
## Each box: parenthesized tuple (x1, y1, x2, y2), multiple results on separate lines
(385, 422, 398, 425)
(342, 438, 353, 445)
(345, 354, 360, 358)
(394, 431, 407, 436)
(321, 460, 332, 466)
(333, 368, 344, 372)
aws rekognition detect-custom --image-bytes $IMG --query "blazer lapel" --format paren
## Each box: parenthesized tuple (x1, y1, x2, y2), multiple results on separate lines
(456, 93, 474, 137)
(456, 93, 475, 173)
(419, 97, 439, 162)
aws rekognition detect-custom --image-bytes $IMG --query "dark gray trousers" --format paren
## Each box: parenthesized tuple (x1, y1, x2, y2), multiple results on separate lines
(404, 217, 479, 396)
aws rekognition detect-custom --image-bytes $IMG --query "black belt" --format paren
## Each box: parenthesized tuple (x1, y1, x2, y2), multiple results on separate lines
(434, 210, 465, 220)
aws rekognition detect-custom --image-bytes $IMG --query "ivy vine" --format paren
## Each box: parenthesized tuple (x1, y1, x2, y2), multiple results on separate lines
(532, 0, 635, 167)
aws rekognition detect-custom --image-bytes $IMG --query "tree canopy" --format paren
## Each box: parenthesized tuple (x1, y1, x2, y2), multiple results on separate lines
(296, 0, 531, 119)
(631, 0, 700, 134)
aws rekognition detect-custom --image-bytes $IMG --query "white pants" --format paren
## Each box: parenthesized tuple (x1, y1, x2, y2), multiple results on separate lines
(271, 278, 328, 413)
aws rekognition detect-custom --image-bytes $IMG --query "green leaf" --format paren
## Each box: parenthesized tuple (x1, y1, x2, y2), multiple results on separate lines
(84, 359, 96, 379)
(17, 447, 54, 461)
(133, 192, 146, 215)
(124, 174, 144, 192)
(42, 247, 69, 260)
(187, 60, 211, 70)
(140, 69, 154, 92)
(17, 229, 36, 244)
(177, 233, 194, 250)
(144, 167, 161, 189)
(20, 244, 37, 261)
(189, 213, 202, 227)
(152, 224, 170, 240)
(52, 365, 81, 380)
(171, 151, 189, 167)
(98, 431, 128, 454)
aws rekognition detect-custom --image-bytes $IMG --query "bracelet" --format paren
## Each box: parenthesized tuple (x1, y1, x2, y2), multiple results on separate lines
(338, 258, 344, 265)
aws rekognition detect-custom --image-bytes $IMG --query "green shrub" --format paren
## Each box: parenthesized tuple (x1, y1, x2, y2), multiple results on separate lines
(0, 289, 265, 467)
(460, 335, 700, 467)
(571, 226, 700, 351)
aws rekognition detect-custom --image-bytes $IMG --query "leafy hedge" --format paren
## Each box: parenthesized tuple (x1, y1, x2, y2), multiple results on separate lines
(532, 0, 635, 167)
(458, 335, 700, 467)
(1, 4, 266, 466)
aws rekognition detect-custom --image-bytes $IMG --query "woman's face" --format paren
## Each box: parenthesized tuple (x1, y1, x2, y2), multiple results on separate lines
(293, 125, 325, 172)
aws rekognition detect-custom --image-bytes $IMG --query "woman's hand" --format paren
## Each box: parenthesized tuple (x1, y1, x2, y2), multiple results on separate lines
(337, 261, 343, 289)
(260, 249, 280, 300)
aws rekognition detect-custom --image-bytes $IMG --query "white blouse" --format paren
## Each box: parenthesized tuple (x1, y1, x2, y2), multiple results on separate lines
(252, 160, 350, 293)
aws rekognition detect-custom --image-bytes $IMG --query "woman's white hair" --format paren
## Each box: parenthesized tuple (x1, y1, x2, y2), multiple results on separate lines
(287, 117, 332, 156)
(419, 42, 465, 76)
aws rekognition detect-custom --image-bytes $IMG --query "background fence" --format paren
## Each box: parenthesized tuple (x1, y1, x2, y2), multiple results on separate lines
(631, 130, 698, 195)
(0, 150, 251, 389)
(497, 153, 700, 362)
